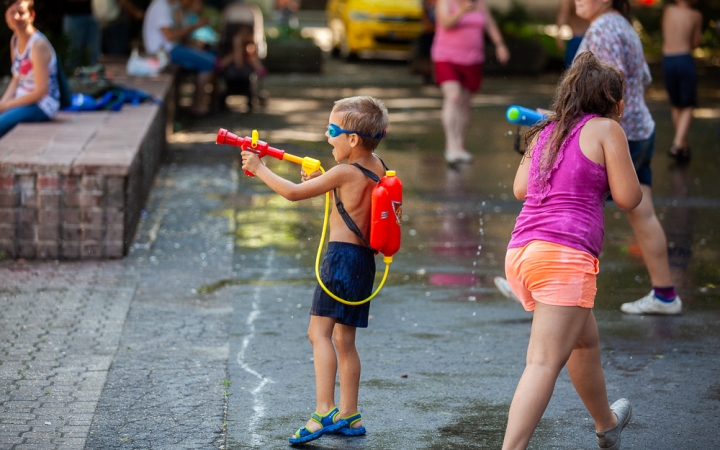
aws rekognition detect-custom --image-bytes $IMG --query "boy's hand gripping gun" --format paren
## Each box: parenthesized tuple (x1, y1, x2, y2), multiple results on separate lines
(216, 128, 321, 177)
(505, 105, 548, 154)
(216, 128, 401, 307)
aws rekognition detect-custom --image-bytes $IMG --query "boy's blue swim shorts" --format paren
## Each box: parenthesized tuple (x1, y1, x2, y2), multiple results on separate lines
(311, 242, 376, 328)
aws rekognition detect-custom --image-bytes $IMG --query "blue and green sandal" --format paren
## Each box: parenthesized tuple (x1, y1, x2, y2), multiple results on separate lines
(335, 412, 366, 436)
(289, 407, 347, 445)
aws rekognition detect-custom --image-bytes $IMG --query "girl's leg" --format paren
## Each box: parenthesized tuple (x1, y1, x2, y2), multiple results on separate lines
(566, 311, 617, 432)
(457, 88, 472, 151)
(440, 81, 466, 155)
(0, 105, 50, 139)
(502, 303, 592, 450)
(300, 315, 337, 433)
(333, 323, 362, 427)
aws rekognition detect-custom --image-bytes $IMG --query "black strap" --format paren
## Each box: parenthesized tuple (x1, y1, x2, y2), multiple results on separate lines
(333, 161, 386, 249)
(376, 155, 390, 171)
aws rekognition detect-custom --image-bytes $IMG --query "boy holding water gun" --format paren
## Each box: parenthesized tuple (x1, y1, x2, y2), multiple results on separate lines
(241, 96, 389, 444)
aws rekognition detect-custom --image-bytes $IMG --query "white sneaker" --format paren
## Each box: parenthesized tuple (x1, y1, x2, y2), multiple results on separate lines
(494, 277, 522, 304)
(620, 290, 682, 315)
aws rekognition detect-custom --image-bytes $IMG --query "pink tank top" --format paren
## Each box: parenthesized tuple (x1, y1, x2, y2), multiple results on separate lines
(508, 114, 610, 258)
(431, 7, 485, 65)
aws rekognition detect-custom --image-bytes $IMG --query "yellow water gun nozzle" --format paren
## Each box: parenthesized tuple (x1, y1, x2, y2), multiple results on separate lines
(283, 154, 321, 174)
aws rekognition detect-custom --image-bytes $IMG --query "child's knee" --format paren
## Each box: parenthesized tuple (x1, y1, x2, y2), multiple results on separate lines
(332, 330, 357, 353)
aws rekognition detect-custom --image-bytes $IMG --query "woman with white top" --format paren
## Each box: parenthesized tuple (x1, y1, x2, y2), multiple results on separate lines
(0, 0, 60, 138)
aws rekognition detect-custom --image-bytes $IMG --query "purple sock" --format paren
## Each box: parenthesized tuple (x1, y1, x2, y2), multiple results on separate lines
(653, 286, 676, 303)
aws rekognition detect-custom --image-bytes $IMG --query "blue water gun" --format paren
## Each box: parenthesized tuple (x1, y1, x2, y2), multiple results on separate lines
(505, 105, 548, 154)
(506, 105, 547, 127)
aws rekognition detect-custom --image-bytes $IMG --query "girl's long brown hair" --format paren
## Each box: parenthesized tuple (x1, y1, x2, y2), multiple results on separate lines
(525, 51, 625, 184)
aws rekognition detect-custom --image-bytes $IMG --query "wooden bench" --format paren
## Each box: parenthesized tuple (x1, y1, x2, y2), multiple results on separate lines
(0, 65, 174, 259)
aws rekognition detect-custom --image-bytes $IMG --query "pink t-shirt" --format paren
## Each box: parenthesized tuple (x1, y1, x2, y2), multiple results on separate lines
(431, 8, 486, 65)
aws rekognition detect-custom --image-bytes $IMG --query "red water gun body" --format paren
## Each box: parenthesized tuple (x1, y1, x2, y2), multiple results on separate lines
(217, 128, 286, 177)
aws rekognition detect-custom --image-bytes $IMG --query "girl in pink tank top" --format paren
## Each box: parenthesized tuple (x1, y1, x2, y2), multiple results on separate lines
(501, 52, 642, 449)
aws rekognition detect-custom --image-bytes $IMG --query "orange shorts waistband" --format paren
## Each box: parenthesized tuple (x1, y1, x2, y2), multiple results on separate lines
(505, 240, 599, 312)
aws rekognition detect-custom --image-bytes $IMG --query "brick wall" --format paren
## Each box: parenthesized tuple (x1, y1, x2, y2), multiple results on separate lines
(0, 173, 127, 259)
(0, 70, 173, 260)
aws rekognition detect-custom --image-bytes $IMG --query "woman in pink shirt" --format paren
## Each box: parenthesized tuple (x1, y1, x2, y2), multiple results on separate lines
(431, 0, 509, 164)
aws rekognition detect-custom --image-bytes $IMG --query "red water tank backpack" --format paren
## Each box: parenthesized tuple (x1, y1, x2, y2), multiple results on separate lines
(334, 160, 402, 258)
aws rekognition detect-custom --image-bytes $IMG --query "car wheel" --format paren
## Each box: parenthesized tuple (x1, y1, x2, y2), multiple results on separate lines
(340, 36, 358, 61)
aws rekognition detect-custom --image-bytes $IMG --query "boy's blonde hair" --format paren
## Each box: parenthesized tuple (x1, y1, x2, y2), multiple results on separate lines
(333, 96, 389, 151)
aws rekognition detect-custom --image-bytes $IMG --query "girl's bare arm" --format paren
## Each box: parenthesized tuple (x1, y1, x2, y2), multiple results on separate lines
(601, 121, 642, 210)
(479, 0, 509, 64)
(513, 135, 536, 200)
(0, 40, 50, 111)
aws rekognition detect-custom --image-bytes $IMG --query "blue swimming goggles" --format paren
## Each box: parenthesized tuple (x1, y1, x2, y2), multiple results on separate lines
(327, 123, 385, 140)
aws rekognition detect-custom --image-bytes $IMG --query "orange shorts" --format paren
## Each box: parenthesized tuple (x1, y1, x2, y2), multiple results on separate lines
(505, 240, 599, 311)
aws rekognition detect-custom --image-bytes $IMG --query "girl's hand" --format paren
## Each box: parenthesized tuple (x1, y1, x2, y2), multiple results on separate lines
(301, 168, 322, 182)
(241, 151, 263, 175)
(459, 1, 476, 14)
(496, 43, 510, 65)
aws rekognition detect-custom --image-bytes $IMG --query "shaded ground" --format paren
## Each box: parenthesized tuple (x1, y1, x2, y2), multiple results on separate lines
(1, 55, 719, 449)
(177, 56, 720, 449)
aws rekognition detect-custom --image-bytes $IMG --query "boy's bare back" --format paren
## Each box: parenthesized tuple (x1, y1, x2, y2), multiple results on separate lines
(328, 154, 385, 246)
(662, 2, 702, 55)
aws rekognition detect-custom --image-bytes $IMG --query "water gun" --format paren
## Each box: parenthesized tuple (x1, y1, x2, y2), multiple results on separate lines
(217, 128, 321, 177)
(505, 105, 547, 127)
(505, 105, 548, 154)
(216, 128, 401, 306)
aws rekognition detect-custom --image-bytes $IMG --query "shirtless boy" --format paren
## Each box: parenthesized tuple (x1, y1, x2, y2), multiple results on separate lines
(662, 0, 702, 161)
(241, 96, 389, 445)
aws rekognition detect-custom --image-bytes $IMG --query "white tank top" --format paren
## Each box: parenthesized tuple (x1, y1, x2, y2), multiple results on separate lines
(11, 31, 60, 118)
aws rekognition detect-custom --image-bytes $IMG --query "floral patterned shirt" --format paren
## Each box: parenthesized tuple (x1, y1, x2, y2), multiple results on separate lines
(577, 12, 654, 141)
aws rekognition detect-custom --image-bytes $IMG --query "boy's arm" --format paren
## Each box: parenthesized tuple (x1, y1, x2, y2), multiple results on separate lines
(692, 10, 703, 49)
(242, 151, 346, 202)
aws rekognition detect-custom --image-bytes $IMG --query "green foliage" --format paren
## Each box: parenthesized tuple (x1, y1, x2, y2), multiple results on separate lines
(491, 0, 534, 28)
(490, 1, 563, 59)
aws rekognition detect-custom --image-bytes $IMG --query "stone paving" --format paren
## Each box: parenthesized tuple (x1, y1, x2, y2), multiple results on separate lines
(1, 147, 236, 449)
(0, 262, 135, 449)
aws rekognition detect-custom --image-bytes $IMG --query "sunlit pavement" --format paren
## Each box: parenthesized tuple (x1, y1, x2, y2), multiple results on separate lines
(1, 56, 719, 449)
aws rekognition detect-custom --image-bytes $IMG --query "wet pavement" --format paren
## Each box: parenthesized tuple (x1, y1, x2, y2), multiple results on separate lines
(2, 55, 720, 449)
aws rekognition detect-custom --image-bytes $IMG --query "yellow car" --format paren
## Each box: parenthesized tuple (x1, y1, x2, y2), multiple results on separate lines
(327, 0, 424, 59)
